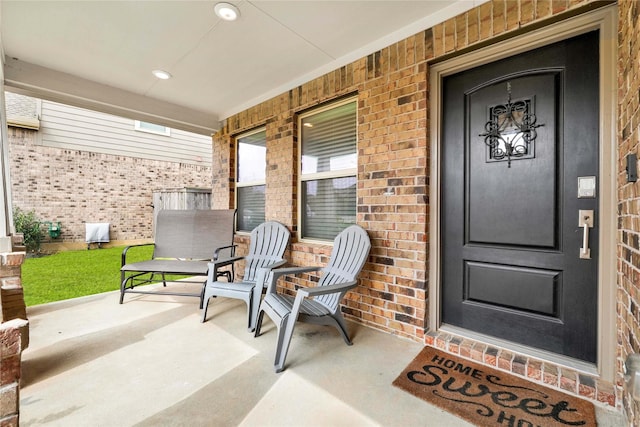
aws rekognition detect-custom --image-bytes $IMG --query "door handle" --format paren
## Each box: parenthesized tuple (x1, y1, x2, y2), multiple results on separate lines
(579, 210, 594, 259)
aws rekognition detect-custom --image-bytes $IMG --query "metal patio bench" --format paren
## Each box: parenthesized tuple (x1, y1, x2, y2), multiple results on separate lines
(254, 224, 371, 372)
(120, 209, 236, 306)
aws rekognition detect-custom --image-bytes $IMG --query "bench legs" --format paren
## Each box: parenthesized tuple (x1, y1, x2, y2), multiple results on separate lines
(120, 272, 209, 306)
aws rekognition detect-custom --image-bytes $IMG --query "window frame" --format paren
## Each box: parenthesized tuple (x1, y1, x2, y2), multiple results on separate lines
(298, 96, 358, 243)
(236, 126, 267, 233)
(134, 120, 171, 136)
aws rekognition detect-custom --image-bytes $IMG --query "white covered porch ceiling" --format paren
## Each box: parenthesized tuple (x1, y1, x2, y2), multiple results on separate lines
(0, 1, 485, 135)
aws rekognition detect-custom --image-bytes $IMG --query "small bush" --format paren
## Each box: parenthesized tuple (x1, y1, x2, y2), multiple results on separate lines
(13, 207, 43, 253)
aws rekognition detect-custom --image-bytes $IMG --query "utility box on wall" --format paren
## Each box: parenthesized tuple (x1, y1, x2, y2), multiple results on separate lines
(152, 188, 212, 235)
(85, 222, 110, 249)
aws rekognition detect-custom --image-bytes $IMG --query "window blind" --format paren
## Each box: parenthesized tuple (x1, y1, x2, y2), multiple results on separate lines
(302, 177, 356, 240)
(301, 102, 357, 174)
(237, 129, 266, 232)
(301, 100, 357, 240)
(237, 185, 266, 232)
(238, 130, 266, 183)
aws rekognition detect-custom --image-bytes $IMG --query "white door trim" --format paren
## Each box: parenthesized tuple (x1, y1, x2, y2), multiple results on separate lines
(428, 5, 617, 381)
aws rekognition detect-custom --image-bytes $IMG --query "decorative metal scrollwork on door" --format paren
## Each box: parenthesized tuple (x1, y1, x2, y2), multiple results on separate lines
(479, 82, 544, 168)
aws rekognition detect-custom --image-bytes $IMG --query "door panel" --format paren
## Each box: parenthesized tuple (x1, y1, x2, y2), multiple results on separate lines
(441, 31, 599, 363)
(468, 73, 558, 248)
(465, 262, 561, 316)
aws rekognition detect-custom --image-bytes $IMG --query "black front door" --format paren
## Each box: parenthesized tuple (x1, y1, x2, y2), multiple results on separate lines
(441, 31, 599, 363)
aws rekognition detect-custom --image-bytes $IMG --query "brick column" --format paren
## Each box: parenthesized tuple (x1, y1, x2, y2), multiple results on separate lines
(0, 253, 27, 324)
(0, 233, 29, 426)
(0, 318, 27, 426)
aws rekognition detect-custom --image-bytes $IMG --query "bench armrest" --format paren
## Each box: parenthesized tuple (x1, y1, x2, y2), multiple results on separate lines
(213, 244, 237, 260)
(208, 255, 244, 269)
(122, 243, 156, 267)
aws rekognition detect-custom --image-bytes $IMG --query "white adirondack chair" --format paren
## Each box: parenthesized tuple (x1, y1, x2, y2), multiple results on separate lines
(255, 224, 371, 372)
(201, 221, 290, 331)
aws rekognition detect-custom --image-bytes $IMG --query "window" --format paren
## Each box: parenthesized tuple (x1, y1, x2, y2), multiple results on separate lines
(300, 98, 357, 241)
(134, 120, 170, 136)
(237, 128, 266, 232)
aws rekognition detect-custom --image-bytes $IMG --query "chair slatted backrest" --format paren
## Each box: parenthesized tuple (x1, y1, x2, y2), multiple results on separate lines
(154, 209, 236, 260)
(244, 221, 290, 283)
(315, 225, 371, 312)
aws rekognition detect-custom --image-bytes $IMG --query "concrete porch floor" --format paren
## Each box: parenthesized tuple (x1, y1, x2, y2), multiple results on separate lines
(19, 282, 625, 426)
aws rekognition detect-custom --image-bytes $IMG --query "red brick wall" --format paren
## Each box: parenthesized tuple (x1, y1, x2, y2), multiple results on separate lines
(213, 0, 628, 414)
(214, 42, 430, 340)
(617, 0, 640, 421)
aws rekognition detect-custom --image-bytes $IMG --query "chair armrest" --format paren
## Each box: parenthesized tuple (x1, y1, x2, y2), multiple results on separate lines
(270, 266, 322, 281)
(261, 259, 287, 271)
(264, 266, 322, 293)
(254, 259, 288, 289)
(296, 280, 358, 297)
(121, 243, 155, 267)
(207, 255, 246, 282)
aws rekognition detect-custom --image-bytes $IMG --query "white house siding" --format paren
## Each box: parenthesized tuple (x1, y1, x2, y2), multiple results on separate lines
(39, 100, 211, 166)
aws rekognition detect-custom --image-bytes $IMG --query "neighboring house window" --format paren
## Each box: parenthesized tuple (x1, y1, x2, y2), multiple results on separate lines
(237, 128, 266, 232)
(135, 120, 170, 136)
(299, 98, 357, 241)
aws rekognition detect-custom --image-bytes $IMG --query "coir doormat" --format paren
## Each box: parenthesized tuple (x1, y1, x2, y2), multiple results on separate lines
(393, 347, 596, 427)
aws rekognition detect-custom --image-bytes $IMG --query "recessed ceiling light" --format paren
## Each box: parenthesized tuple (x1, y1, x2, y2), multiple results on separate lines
(214, 2, 240, 21)
(152, 70, 172, 80)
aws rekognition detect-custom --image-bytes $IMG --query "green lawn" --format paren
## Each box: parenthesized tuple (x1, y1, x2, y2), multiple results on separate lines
(21, 245, 156, 306)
